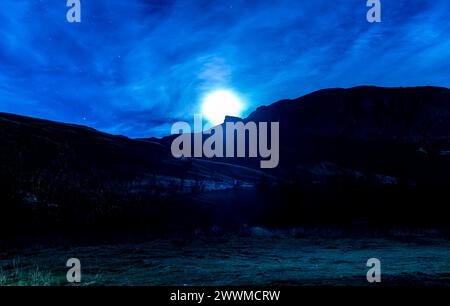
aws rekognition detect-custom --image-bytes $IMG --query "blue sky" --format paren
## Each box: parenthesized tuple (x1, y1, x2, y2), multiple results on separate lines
(0, 0, 449, 137)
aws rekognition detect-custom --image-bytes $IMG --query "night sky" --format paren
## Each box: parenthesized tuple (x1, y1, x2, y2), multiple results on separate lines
(1, 0, 449, 137)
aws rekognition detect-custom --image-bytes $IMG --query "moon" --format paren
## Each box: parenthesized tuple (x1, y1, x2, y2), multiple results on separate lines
(201, 89, 243, 125)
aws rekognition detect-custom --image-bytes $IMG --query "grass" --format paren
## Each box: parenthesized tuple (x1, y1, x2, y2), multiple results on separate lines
(0, 258, 58, 286)
(1, 233, 449, 286)
(0, 256, 105, 286)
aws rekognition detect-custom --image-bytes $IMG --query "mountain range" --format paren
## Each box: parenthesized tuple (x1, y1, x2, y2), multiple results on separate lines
(1, 86, 449, 236)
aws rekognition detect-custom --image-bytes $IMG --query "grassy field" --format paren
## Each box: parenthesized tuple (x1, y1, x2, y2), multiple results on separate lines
(1, 230, 449, 286)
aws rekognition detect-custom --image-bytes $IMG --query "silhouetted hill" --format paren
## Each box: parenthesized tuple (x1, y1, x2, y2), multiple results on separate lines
(0, 112, 265, 185)
(0, 112, 269, 235)
(237, 86, 450, 227)
(1, 86, 449, 235)
(156, 86, 450, 228)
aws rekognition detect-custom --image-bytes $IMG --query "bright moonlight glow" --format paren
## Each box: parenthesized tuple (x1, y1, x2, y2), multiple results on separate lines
(201, 90, 243, 125)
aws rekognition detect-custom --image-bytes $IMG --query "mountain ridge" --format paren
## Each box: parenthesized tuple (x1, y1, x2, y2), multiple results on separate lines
(1, 86, 449, 234)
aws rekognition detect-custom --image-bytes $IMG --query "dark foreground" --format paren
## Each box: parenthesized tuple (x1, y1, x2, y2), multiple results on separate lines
(1, 230, 449, 286)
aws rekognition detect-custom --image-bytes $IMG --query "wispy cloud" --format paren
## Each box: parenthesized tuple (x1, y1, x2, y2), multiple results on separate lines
(0, 0, 449, 137)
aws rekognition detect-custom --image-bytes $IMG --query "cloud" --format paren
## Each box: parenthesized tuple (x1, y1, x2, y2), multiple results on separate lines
(0, 0, 449, 137)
